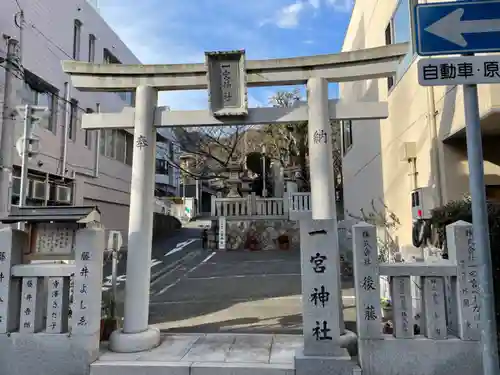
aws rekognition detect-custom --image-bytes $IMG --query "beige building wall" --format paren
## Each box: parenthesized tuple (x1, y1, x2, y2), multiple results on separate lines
(340, 0, 500, 250)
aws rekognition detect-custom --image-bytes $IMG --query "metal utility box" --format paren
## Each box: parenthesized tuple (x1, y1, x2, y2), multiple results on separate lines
(411, 187, 435, 220)
(0, 206, 101, 262)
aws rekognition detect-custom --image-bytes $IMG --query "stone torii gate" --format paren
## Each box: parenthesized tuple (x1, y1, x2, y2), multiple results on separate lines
(62, 43, 407, 372)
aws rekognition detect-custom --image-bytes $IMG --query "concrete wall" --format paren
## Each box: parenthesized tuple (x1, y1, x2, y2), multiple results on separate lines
(0, 0, 141, 244)
(339, 0, 500, 249)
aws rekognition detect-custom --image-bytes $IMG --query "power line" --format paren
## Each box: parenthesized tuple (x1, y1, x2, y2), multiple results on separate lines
(13, 0, 22, 12)
(0, 61, 99, 115)
(28, 23, 73, 60)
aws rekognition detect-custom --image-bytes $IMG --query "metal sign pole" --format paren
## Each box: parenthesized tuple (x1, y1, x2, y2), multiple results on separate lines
(463, 82, 500, 375)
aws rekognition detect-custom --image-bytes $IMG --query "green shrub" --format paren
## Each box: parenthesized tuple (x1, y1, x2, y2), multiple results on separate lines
(430, 196, 500, 253)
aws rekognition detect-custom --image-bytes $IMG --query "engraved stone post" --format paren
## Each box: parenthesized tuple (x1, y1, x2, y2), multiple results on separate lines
(422, 276, 447, 339)
(446, 220, 480, 340)
(218, 216, 226, 250)
(445, 276, 458, 335)
(391, 276, 414, 338)
(352, 223, 381, 339)
(299, 218, 344, 356)
(46, 277, 70, 333)
(0, 228, 25, 333)
(296, 218, 357, 375)
(72, 227, 104, 335)
(19, 277, 43, 333)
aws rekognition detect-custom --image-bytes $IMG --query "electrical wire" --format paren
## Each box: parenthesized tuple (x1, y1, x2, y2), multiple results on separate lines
(13, 0, 22, 12)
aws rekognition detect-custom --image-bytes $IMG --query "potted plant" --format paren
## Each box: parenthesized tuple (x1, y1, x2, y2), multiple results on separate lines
(100, 292, 118, 342)
(277, 234, 290, 250)
(381, 297, 393, 321)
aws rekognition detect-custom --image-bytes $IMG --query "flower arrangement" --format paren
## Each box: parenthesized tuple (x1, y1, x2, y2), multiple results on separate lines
(381, 297, 392, 309)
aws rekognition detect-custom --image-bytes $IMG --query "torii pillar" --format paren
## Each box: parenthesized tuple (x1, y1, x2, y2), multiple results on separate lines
(109, 85, 161, 352)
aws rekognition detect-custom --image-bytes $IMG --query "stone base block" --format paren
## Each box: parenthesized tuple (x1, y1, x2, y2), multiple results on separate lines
(0, 332, 99, 375)
(295, 347, 359, 375)
(109, 327, 160, 353)
(358, 337, 482, 375)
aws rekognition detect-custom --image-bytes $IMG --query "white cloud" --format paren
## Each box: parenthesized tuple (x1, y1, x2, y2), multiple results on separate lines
(265, 0, 352, 30)
(97, 0, 287, 109)
(325, 0, 354, 12)
(96, 0, 349, 110)
(275, 1, 305, 29)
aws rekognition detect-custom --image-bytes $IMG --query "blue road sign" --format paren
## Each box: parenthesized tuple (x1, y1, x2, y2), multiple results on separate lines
(414, 0, 500, 56)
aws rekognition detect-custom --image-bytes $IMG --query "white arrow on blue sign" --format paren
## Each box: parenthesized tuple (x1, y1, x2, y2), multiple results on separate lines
(414, 0, 500, 56)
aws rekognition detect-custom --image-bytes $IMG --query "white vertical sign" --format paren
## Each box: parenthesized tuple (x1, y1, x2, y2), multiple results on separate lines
(218, 217, 226, 250)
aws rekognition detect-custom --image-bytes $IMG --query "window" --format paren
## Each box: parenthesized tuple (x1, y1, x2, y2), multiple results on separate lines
(103, 48, 134, 104)
(84, 108, 94, 148)
(23, 70, 58, 133)
(100, 129, 134, 165)
(385, 24, 395, 90)
(342, 120, 353, 155)
(73, 19, 82, 60)
(88, 34, 96, 63)
(392, 0, 411, 44)
(103, 48, 120, 64)
(168, 142, 174, 160)
(68, 99, 78, 141)
(385, 0, 416, 91)
(156, 159, 168, 175)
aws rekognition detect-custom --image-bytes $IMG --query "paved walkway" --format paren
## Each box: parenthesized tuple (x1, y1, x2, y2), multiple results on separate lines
(94, 333, 301, 375)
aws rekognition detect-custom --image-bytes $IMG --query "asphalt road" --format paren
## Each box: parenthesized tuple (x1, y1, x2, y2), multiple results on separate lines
(147, 249, 357, 335)
(101, 226, 206, 295)
(103, 221, 357, 336)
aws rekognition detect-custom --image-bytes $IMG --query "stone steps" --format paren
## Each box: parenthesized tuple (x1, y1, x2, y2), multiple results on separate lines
(91, 360, 295, 375)
(93, 334, 363, 375)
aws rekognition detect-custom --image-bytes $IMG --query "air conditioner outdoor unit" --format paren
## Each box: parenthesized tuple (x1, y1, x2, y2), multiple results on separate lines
(55, 185, 72, 203)
(30, 180, 46, 200)
(11, 176, 21, 196)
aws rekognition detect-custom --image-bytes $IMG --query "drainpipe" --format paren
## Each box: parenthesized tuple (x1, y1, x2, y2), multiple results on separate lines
(61, 82, 71, 177)
(93, 103, 100, 177)
(427, 86, 444, 206)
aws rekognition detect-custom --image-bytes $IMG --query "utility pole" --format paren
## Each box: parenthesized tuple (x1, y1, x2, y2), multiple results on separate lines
(0, 37, 20, 223)
(18, 104, 32, 209)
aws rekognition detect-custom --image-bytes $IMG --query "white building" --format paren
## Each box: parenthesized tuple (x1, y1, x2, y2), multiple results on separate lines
(155, 128, 181, 198)
(0, 0, 142, 244)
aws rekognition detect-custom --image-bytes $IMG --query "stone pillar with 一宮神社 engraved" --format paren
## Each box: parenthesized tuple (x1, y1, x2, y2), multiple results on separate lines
(299, 218, 345, 357)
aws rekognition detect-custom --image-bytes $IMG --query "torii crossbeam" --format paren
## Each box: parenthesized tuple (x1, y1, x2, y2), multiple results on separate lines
(62, 42, 408, 355)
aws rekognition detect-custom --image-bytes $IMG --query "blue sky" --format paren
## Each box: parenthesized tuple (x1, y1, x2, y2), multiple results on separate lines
(97, 0, 354, 110)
